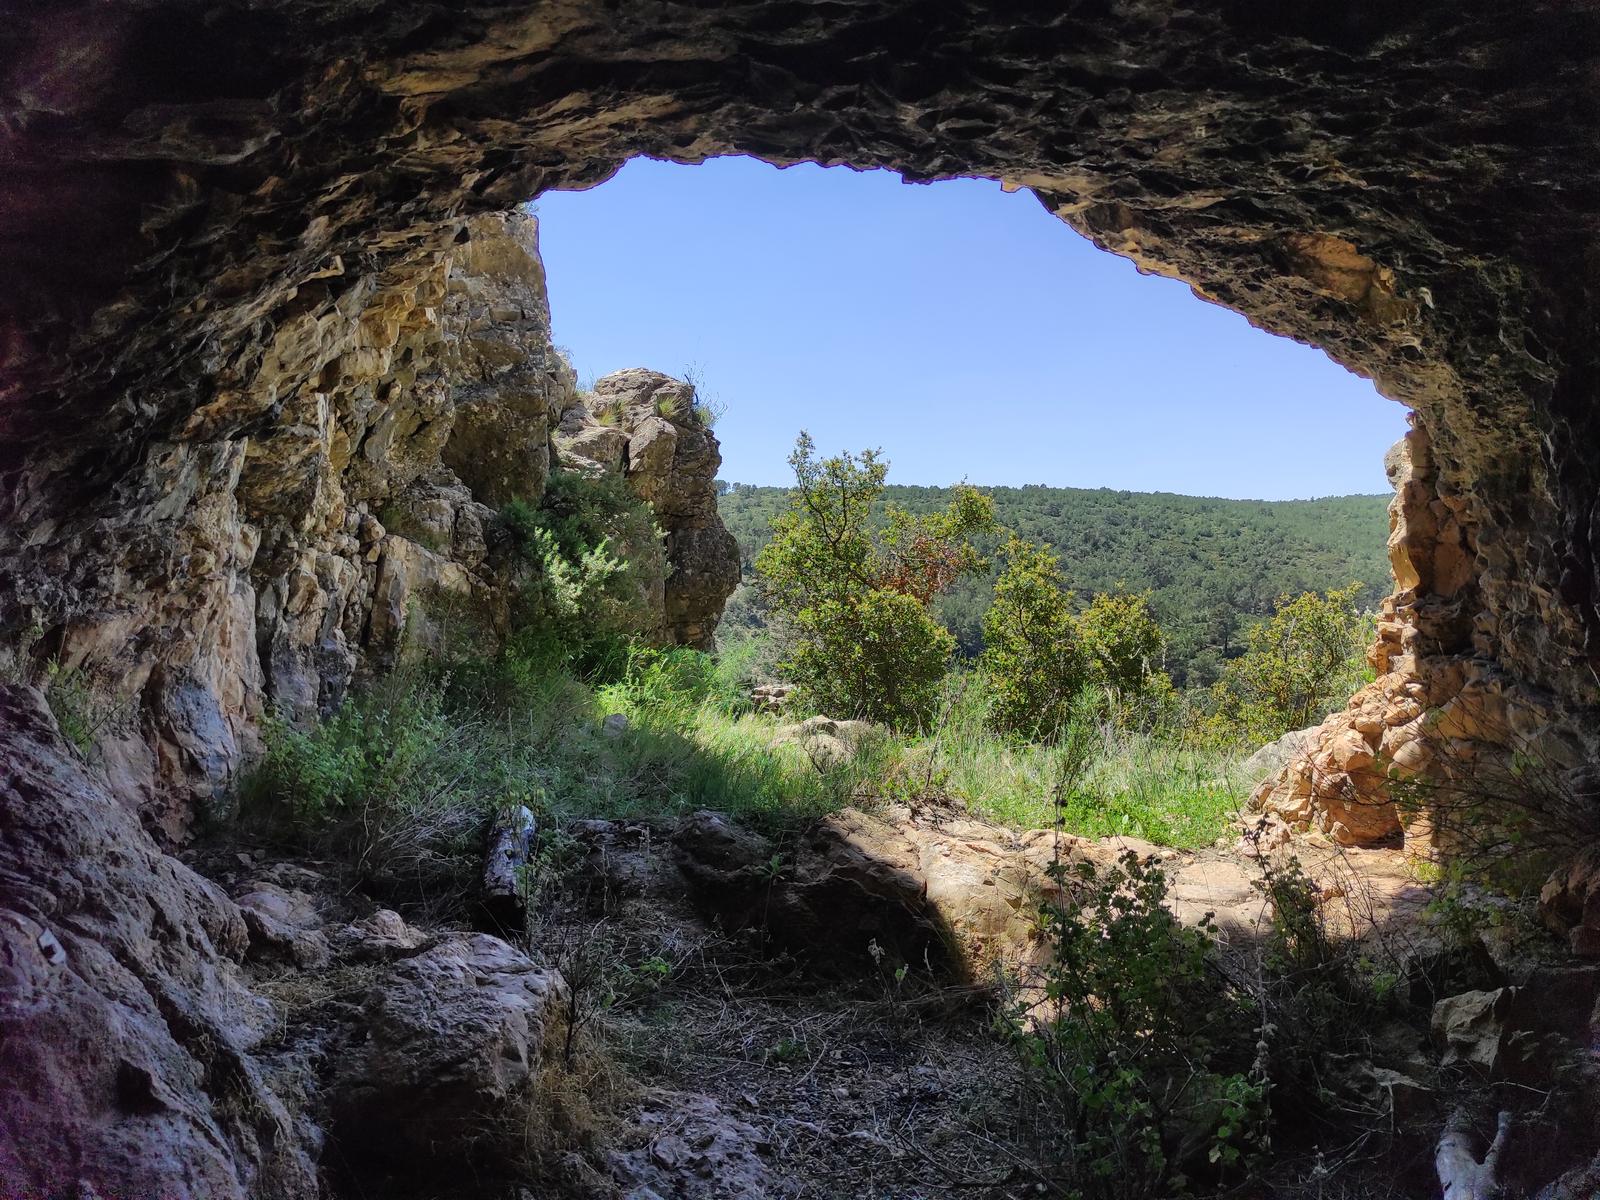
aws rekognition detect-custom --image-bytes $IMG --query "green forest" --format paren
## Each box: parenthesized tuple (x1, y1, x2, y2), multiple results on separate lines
(717, 482, 1392, 687)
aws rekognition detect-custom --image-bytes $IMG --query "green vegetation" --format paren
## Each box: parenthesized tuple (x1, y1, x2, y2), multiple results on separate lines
(1011, 850, 1267, 1195)
(719, 481, 1389, 688)
(982, 538, 1174, 741)
(753, 434, 994, 726)
(498, 468, 668, 676)
(245, 440, 1381, 883)
(1197, 582, 1374, 746)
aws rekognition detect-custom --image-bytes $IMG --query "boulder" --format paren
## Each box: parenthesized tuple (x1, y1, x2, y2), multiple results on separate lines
(329, 909, 430, 962)
(234, 881, 331, 968)
(0, 685, 317, 1199)
(1431, 988, 1513, 1072)
(1242, 725, 1319, 783)
(328, 934, 567, 1163)
(675, 806, 1109, 980)
(554, 369, 741, 648)
(773, 715, 881, 769)
(1541, 845, 1600, 958)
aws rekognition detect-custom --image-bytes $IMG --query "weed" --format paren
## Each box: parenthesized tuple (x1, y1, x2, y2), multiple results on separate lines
(42, 658, 127, 757)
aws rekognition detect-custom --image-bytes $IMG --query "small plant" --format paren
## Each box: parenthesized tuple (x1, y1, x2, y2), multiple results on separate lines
(42, 658, 125, 756)
(1008, 847, 1266, 1197)
(678, 362, 726, 428)
(764, 1036, 806, 1065)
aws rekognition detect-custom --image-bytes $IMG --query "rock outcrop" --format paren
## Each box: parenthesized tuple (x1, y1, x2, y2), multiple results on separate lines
(552, 368, 741, 650)
(1254, 421, 1593, 854)
(0, 684, 318, 1199)
(0, 208, 736, 835)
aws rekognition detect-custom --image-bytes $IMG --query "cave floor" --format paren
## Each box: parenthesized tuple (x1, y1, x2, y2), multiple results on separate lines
(189, 809, 1495, 1200)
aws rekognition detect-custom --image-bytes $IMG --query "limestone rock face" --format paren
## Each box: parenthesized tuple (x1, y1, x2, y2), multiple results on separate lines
(1253, 424, 1591, 852)
(553, 368, 741, 650)
(0, 685, 317, 1198)
(441, 210, 567, 508)
(0, 208, 733, 832)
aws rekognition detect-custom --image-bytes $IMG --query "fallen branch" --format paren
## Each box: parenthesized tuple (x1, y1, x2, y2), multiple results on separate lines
(478, 804, 536, 936)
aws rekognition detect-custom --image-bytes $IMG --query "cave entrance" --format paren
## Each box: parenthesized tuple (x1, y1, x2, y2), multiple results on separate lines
(532, 154, 1408, 695)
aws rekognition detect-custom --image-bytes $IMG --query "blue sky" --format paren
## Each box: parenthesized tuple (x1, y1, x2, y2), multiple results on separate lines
(536, 156, 1408, 499)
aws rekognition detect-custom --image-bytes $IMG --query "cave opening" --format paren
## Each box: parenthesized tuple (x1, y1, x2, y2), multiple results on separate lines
(530, 153, 1409, 696)
(4, 6, 1600, 1197)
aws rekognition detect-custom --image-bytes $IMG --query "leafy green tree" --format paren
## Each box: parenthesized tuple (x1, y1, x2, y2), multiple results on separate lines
(1203, 583, 1371, 743)
(789, 590, 955, 725)
(754, 434, 993, 726)
(1077, 588, 1174, 727)
(981, 537, 1087, 740)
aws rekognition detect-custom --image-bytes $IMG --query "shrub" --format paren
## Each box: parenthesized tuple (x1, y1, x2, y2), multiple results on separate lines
(788, 588, 955, 726)
(499, 469, 668, 677)
(1076, 588, 1175, 729)
(1197, 583, 1372, 746)
(1010, 851, 1267, 1196)
(755, 432, 992, 727)
(245, 673, 528, 884)
(981, 537, 1087, 740)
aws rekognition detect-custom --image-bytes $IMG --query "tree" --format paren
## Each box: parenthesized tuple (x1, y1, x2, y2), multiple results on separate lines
(1076, 588, 1173, 727)
(754, 433, 993, 727)
(981, 537, 1087, 741)
(1204, 583, 1371, 743)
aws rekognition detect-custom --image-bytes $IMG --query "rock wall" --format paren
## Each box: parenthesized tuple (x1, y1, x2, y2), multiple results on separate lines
(0, 206, 736, 835)
(1256, 419, 1594, 855)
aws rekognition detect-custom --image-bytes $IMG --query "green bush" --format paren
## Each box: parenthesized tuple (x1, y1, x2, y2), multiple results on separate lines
(981, 537, 1087, 740)
(1010, 851, 1267, 1196)
(755, 432, 992, 727)
(245, 673, 532, 882)
(500, 469, 668, 678)
(982, 540, 1181, 742)
(789, 589, 955, 727)
(1196, 583, 1372, 746)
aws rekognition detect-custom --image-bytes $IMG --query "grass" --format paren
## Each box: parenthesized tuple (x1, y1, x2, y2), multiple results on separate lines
(240, 644, 1253, 893)
(911, 674, 1251, 849)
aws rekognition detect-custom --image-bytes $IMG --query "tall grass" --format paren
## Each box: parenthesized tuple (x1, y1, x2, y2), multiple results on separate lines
(915, 673, 1250, 849)
(243, 646, 1251, 889)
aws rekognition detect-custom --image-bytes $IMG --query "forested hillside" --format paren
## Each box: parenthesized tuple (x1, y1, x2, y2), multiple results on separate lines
(717, 483, 1392, 687)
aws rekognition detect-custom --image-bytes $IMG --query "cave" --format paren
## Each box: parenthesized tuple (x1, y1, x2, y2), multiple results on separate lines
(3, 2, 1599, 1196)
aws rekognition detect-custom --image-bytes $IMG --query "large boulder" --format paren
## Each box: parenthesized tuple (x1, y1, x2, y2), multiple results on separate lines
(328, 934, 568, 1164)
(0, 685, 317, 1199)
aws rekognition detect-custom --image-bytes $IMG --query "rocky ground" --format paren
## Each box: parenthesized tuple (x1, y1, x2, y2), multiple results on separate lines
(176, 787, 1599, 1200)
